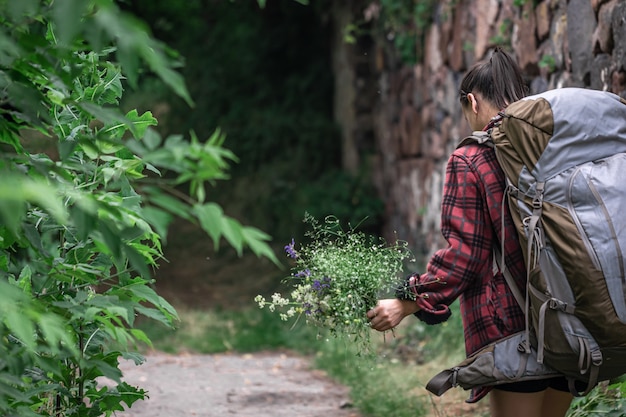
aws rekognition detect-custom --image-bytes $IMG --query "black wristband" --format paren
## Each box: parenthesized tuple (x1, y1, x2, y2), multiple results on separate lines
(395, 273, 419, 301)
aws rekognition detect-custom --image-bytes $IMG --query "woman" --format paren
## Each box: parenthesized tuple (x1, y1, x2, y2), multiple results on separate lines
(366, 47, 574, 417)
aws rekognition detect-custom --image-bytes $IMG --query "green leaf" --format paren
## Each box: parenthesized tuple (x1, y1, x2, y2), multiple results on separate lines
(193, 203, 224, 248)
(6, 77, 50, 127)
(142, 128, 163, 151)
(86, 64, 124, 105)
(0, 198, 24, 236)
(134, 305, 170, 325)
(22, 223, 45, 255)
(241, 226, 281, 266)
(141, 206, 173, 241)
(58, 136, 78, 160)
(95, 219, 122, 262)
(101, 109, 157, 141)
(24, 180, 68, 223)
(78, 101, 129, 131)
(4, 309, 36, 350)
(127, 283, 178, 320)
(222, 217, 244, 256)
(82, 358, 123, 382)
(38, 314, 77, 355)
(51, 0, 89, 46)
(0, 128, 25, 154)
(140, 48, 193, 107)
(0, 176, 68, 231)
(145, 190, 193, 222)
(123, 242, 151, 278)
(0, 252, 8, 271)
(129, 328, 152, 346)
(17, 265, 33, 293)
(92, 5, 193, 106)
(116, 381, 147, 408)
(125, 109, 157, 139)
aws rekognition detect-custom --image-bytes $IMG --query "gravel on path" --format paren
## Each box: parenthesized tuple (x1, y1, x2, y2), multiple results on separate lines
(113, 351, 361, 417)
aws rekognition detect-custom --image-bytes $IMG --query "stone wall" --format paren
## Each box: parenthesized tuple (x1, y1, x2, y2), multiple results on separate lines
(342, 0, 626, 266)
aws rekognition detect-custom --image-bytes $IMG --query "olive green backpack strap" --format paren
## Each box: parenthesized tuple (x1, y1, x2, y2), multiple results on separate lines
(456, 131, 493, 149)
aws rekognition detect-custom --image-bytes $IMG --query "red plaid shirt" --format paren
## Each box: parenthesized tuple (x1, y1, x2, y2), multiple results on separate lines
(412, 142, 527, 401)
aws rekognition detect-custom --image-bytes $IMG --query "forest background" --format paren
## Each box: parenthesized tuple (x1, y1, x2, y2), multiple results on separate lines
(1, 0, 626, 416)
(125, 0, 626, 310)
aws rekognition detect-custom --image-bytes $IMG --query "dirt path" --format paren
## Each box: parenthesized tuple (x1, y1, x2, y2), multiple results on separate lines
(116, 351, 361, 417)
(110, 350, 491, 417)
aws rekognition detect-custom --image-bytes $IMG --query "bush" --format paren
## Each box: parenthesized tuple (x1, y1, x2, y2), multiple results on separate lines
(0, 1, 277, 415)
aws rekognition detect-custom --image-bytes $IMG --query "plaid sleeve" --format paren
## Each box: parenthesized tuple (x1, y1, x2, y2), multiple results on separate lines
(412, 150, 494, 324)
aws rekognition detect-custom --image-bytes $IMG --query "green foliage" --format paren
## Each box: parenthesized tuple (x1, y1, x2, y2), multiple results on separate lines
(316, 340, 427, 417)
(257, 0, 310, 7)
(351, 0, 437, 65)
(0, 0, 278, 415)
(123, 0, 337, 174)
(121, 1, 383, 244)
(568, 378, 626, 417)
(539, 54, 557, 72)
(139, 307, 324, 354)
(294, 170, 385, 232)
(490, 18, 514, 47)
(399, 300, 465, 361)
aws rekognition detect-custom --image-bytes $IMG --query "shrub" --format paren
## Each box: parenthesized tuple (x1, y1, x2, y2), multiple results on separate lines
(0, 1, 276, 415)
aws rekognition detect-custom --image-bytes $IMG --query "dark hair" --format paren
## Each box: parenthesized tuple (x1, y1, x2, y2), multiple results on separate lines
(459, 46, 528, 110)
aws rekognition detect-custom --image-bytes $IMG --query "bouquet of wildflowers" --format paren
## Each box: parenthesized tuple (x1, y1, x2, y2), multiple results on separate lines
(255, 214, 414, 352)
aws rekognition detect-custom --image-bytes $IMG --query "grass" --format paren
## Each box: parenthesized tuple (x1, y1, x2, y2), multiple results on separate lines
(137, 307, 323, 354)
(135, 300, 488, 417)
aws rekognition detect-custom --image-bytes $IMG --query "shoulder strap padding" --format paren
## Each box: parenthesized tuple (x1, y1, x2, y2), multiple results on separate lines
(457, 131, 493, 149)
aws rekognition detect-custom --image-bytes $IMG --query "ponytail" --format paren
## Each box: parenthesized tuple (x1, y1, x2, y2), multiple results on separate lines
(459, 46, 528, 110)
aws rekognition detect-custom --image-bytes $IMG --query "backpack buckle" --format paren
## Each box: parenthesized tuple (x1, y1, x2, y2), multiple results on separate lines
(517, 339, 531, 353)
(451, 367, 459, 387)
(549, 298, 567, 311)
(533, 182, 545, 209)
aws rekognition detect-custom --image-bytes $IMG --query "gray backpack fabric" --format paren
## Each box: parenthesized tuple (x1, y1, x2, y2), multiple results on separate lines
(426, 332, 560, 395)
(427, 87, 626, 397)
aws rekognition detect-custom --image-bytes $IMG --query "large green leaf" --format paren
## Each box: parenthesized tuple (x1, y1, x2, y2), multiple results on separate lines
(38, 314, 77, 355)
(0, 176, 68, 231)
(193, 202, 224, 248)
(144, 189, 193, 221)
(222, 217, 244, 256)
(3, 308, 35, 350)
(141, 206, 173, 241)
(51, 0, 89, 47)
(92, 5, 193, 106)
(241, 226, 281, 266)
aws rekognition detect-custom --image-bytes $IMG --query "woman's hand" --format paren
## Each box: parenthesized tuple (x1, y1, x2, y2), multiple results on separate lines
(366, 299, 420, 332)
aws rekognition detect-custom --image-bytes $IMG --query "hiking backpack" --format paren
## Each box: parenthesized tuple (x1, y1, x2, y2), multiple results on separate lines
(480, 87, 626, 394)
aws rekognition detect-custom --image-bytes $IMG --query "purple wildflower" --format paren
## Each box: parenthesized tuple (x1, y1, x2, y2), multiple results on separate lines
(284, 238, 298, 259)
(311, 276, 331, 294)
(303, 302, 313, 316)
(295, 269, 311, 277)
